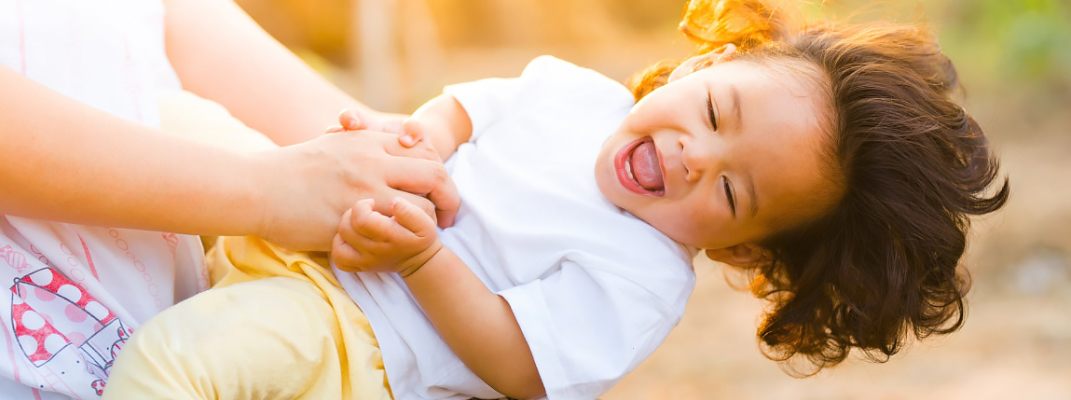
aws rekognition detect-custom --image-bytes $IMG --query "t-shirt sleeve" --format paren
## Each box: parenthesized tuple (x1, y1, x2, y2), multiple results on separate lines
(497, 259, 689, 399)
(442, 76, 523, 141)
(442, 55, 633, 143)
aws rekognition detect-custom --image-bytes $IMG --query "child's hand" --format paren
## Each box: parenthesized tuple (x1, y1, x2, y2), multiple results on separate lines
(396, 119, 442, 161)
(331, 197, 443, 276)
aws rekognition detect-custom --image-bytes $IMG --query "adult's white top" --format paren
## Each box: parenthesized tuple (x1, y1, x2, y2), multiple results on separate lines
(336, 56, 695, 400)
(0, 1, 207, 398)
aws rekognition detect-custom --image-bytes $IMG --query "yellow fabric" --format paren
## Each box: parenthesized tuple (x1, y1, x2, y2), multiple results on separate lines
(104, 236, 393, 399)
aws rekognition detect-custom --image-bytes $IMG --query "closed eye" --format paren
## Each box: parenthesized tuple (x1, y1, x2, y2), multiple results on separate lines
(722, 176, 737, 218)
(707, 94, 719, 131)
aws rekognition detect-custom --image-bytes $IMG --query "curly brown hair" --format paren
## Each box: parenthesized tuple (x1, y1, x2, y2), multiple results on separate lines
(631, 0, 1010, 373)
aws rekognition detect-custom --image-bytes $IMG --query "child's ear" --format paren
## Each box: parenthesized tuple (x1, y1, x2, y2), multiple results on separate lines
(668, 43, 738, 82)
(704, 243, 770, 267)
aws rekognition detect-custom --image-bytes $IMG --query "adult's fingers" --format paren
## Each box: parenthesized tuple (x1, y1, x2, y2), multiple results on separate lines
(382, 134, 440, 162)
(340, 109, 409, 134)
(339, 109, 366, 131)
(376, 112, 407, 134)
(325, 110, 364, 134)
(390, 191, 436, 222)
(398, 119, 425, 148)
(342, 129, 439, 162)
(385, 157, 461, 228)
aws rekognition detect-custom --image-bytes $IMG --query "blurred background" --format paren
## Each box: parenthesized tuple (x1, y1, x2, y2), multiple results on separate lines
(234, 0, 1071, 398)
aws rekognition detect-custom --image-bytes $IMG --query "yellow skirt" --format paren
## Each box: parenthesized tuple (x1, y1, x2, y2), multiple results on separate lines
(104, 236, 393, 399)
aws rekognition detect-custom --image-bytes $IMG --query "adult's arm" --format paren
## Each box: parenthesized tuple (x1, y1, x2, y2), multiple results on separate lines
(163, 0, 382, 145)
(0, 67, 453, 250)
(162, 0, 460, 227)
(0, 67, 261, 236)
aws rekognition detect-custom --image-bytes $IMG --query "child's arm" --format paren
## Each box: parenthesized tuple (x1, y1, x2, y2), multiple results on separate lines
(332, 199, 545, 399)
(370, 94, 473, 162)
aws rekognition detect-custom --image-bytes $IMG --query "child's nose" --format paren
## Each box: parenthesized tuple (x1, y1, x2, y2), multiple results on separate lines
(680, 135, 721, 183)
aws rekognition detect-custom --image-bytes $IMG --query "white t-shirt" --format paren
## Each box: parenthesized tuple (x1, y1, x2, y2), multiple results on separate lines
(336, 56, 696, 399)
(0, 1, 207, 399)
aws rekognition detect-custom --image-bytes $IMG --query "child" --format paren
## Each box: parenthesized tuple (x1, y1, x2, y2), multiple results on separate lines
(104, 0, 1009, 399)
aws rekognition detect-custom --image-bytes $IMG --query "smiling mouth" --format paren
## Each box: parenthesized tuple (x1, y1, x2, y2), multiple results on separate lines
(615, 137, 665, 196)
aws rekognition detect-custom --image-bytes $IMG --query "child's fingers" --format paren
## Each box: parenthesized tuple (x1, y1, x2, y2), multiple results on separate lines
(352, 199, 409, 242)
(349, 198, 375, 225)
(349, 199, 388, 240)
(330, 234, 366, 271)
(340, 206, 394, 255)
(339, 216, 396, 259)
(337, 208, 366, 249)
(350, 199, 388, 240)
(385, 158, 460, 229)
(391, 197, 437, 238)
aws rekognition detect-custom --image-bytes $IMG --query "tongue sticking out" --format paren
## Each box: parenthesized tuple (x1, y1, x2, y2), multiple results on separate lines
(630, 141, 664, 191)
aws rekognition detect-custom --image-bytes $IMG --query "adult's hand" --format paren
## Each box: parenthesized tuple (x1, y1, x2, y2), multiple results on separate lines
(330, 109, 441, 159)
(334, 108, 405, 135)
(252, 131, 459, 251)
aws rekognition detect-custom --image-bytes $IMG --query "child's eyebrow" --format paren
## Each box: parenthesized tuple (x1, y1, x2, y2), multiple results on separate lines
(732, 84, 757, 218)
(746, 171, 759, 219)
(731, 85, 743, 130)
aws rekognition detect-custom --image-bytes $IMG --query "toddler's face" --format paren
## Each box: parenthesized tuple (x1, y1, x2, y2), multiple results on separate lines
(595, 59, 842, 256)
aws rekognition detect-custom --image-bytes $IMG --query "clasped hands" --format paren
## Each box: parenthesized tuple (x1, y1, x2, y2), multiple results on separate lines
(325, 109, 447, 277)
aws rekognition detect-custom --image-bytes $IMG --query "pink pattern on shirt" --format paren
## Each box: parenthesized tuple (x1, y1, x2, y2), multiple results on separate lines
(9, 267, 132, 396)
(106, 229, 161, 308)
(10, 268, 118, 366)
(0, 245, 33, 275)
(77, 235, 100, 280)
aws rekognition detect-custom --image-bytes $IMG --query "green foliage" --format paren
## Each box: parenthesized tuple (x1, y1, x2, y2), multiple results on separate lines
(801, 0, 1071, 90)
(939, 0, 1071, 87)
